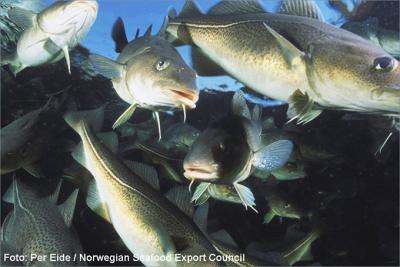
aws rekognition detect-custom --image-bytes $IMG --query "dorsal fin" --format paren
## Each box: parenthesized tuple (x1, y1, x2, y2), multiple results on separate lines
(58, 189, 79, 227)
(208, 0, 265, 15)
(231, 91, 251, 119)
(112, 17, 129, 53)
(144, 24, 153, 39)
(157, 16, 169, 38)
(178, 0, 202, 17)
(48, 180, 62, 204)
(134, 28, 140, 40)
(279, 0, 325, 21)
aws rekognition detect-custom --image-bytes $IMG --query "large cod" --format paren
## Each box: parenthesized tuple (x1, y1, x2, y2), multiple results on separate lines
(63, 108, 220, 267)
(166, 0, 400, 123)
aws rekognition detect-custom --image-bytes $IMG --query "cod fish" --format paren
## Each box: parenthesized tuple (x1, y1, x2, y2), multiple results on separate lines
(89, 17, 198, 139)
(341, 18, 400, 58)
(63, 108, 220, 267)
(1, 177, 84, 266)
(1, 97, 65, 177)
(247, 225, 322, 265)
(263, 184, 311, 224)
(166, 0, 400, 123)
(184, 92, 293, 212)
(2, 0, 98, 75)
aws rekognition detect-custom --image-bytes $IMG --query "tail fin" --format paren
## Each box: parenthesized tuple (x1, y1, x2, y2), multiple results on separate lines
(63, 105, 105, 135)
(1, 49, 24, 76)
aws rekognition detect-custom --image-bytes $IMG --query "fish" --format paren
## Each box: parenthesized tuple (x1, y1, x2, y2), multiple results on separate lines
(0, 96, 67, 177)
(63, 108, 221, 267)
(341, 18, 400, 58)
(166, 0, 400, 124)
(246, 224, 322, 265)
(184, 92, 293, 212)
(192, 184, 243, 206)
(161, 123, 201, 152)
(1, 177, 84, 266)
(262, 184, 311, 224)
(139, 122, 201, 158)
(1, 0, 98, 75)
(89, 17, 199, 139)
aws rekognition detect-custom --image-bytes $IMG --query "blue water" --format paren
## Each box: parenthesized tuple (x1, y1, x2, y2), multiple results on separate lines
(41, 0, 345, 107)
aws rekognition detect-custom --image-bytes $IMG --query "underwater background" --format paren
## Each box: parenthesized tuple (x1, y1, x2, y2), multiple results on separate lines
(1, 0, 399, 266)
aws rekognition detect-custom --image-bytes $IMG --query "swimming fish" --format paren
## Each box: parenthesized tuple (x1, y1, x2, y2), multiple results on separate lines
(89, 17, 198, 139)
(263, 184, 311, 224)
(1, 0, 98, 75)
(63, 108, 220, 266)
(1, 177, 84, 266)
(246, 224, 322, 265)
(166, 0, 400, 123)
(0, 97, 66, 177)
(342, 18, 400, 58)
(184, 92, 293, 212)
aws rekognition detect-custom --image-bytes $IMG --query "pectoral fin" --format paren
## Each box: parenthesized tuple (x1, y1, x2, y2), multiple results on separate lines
(263, 210, 276, 224)
(113, 103, 137, 129)
(233, 183, 257, 212)
(8, 7, 36, 29)
(287, 89, 322, 124)
(191, 182, 211, 205)
(62, 46, 71, 74)
(253, 140, 293, 172)
(263, 23, 305, 69)
(89, 54, 124, 80)
(86, 180, 112, 223)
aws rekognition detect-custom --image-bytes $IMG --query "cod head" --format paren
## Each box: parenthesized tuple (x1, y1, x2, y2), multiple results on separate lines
(183, 125, 251, 185)
(124, 35, 198, 111)
(309, 34, 400, 114)
(38, 0, 98, 48)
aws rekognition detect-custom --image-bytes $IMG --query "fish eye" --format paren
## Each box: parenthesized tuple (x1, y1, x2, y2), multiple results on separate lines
(373, 57, 397, 72)
(219, 143, 226, 151)
(284, 203, 291, 208)
(155, 59, 170, 71)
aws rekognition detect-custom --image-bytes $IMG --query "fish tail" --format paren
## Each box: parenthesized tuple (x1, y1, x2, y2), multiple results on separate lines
(63, 105, 105, 135)
(1, 49, 24, 76)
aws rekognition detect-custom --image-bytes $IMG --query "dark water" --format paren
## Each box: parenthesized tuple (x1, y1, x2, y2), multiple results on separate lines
(1, 1, 399, 266)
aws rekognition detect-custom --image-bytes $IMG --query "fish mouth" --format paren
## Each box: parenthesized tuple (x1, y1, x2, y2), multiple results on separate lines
(183, 165, 219, 180)
(168, 88, 199, 109)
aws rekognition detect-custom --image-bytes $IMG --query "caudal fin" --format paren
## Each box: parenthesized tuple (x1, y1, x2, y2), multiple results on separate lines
(1, 49, 25, 76)
(63, 105, 105, 135)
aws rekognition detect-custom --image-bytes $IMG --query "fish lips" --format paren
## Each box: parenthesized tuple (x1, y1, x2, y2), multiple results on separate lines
(183, 163, 219, 181)
(167, 87, 199, 109)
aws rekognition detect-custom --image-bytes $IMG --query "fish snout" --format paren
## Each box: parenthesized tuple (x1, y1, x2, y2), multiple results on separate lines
(183, 160, 219, 181)
(39, 0, 98, 37)
(168, 87, 199, 109)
